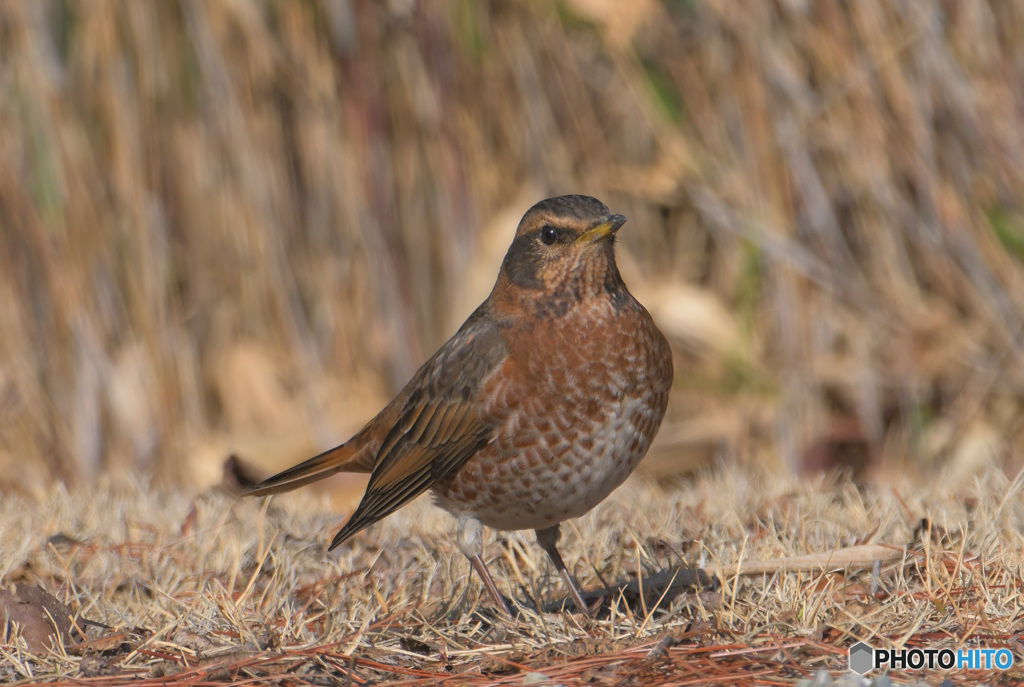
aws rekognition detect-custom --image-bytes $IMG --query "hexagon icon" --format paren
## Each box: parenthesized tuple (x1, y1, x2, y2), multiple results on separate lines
(848, 642, 874, 674)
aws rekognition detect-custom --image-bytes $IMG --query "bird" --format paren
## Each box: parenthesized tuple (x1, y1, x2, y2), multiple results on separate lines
(247, 195, 673, 615)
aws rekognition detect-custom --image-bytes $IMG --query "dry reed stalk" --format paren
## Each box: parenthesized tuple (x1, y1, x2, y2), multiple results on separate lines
(0, 2, 1022, 501)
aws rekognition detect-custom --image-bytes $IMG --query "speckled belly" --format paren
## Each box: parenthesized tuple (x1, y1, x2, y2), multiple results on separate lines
(432, 394, 662, 531)
(430, 301, 671, 532)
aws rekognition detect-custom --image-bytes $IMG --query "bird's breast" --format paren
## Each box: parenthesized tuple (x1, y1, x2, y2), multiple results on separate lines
(431, 294, 672, 531)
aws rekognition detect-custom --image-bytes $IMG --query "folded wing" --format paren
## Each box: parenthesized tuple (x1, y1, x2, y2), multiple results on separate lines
(328, 308, 509, 550)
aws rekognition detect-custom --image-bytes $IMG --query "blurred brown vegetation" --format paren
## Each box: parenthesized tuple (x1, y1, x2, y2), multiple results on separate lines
(2, 0, 1024, 495)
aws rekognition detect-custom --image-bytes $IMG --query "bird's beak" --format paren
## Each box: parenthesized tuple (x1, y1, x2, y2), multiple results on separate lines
(576, 214, 627, 244)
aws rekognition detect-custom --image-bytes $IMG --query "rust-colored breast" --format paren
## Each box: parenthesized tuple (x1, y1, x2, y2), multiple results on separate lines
(432, 292, 672, 531)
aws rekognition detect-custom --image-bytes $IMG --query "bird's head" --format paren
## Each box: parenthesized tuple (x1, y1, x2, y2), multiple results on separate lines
(496, 195, 626, 302)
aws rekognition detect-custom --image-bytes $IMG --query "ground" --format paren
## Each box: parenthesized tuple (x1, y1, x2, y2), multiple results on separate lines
(1, 466, 1022, 685)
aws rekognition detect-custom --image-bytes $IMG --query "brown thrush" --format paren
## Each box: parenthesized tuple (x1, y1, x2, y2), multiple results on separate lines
(248, 195, 673, 615)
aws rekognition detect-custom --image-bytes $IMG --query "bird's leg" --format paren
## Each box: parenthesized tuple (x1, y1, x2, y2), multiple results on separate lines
(535, 524, 591, 615)
(457, 516, 511, 616)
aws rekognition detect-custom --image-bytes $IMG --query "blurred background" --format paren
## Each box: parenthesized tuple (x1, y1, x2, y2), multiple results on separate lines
(2, 0, 1024, 502)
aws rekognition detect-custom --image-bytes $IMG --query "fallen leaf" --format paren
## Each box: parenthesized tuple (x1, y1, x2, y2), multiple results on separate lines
(0, 584, 74, 652)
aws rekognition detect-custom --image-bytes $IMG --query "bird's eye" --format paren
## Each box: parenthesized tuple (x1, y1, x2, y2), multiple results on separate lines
(540, 225, 558, 245)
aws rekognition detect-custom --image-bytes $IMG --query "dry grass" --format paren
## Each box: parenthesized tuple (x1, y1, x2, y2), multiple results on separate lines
(2, 1, 1024, 493)
(2, 464, 1023, 685)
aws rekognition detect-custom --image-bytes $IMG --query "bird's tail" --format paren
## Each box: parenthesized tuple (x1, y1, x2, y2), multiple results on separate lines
(245, 440, 372, 497)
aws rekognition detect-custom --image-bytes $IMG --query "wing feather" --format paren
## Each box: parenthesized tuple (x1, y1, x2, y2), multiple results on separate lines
(327, 308, 508, 550)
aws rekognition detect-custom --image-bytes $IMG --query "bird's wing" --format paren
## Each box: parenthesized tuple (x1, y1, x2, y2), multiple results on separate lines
(328, 310, 509, 550)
